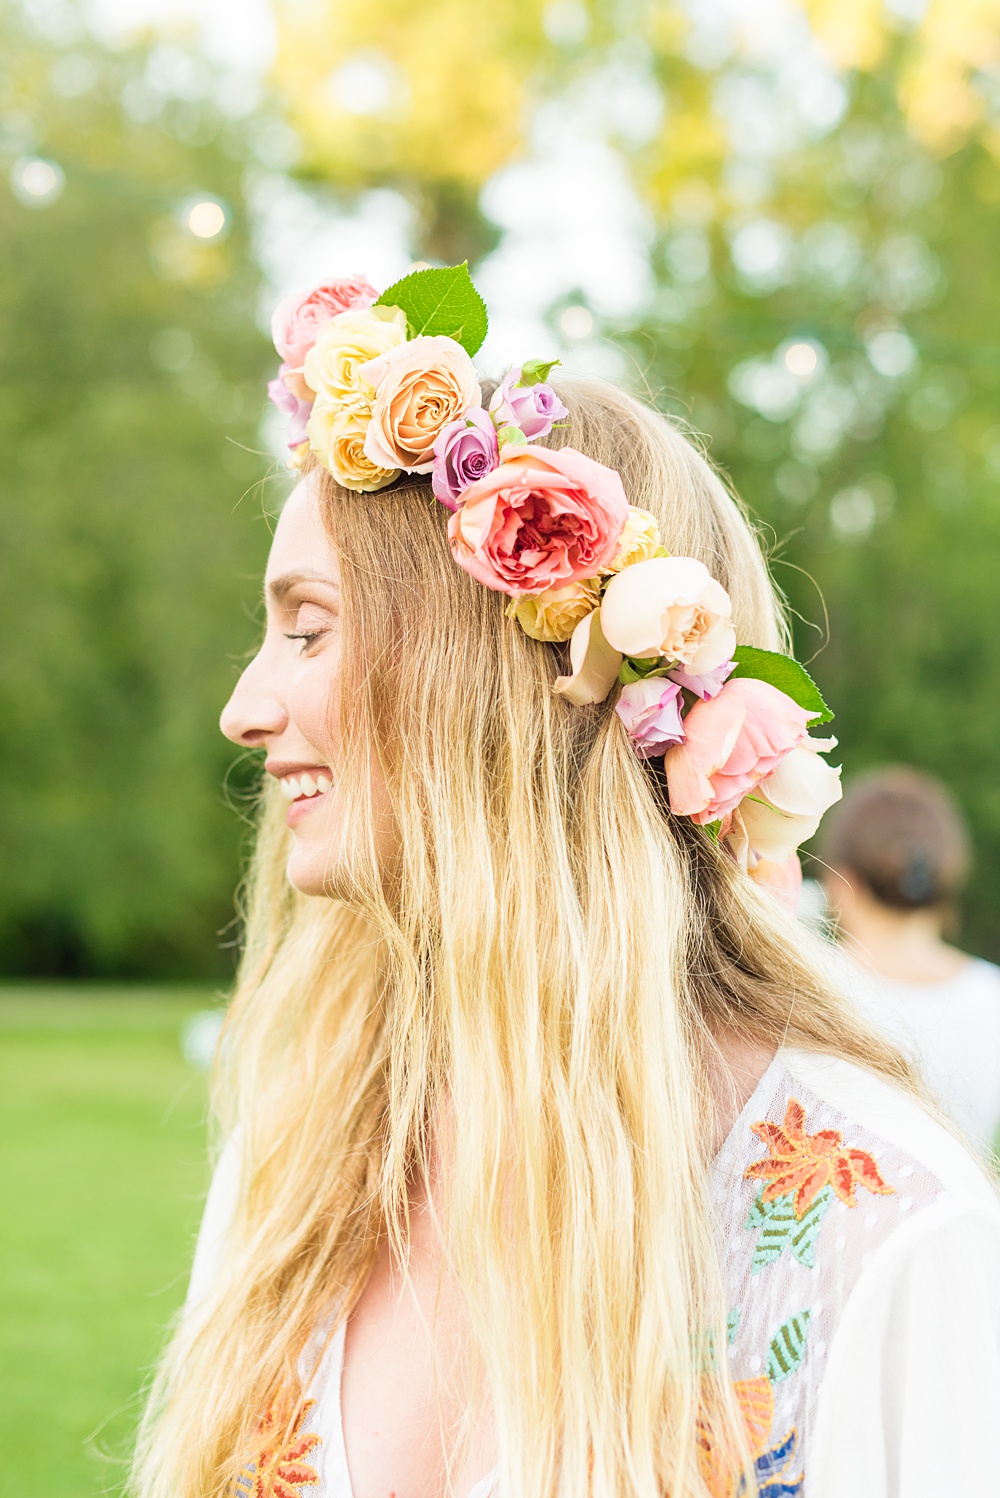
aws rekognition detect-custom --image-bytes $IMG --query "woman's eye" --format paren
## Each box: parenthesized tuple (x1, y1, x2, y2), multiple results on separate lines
(283, 629, 326, 654)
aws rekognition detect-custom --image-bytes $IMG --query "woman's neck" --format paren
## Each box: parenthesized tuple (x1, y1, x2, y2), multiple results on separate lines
(837, 898, 967, 984)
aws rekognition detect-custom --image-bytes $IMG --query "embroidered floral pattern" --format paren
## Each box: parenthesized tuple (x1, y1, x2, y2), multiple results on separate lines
(235, 1397, 321, 1498)
(743, 1097, 895, 1218)
(744, 1185, 834, 1274)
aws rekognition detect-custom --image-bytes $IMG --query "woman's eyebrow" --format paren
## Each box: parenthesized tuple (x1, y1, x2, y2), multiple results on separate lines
(266, 570, 340, 605)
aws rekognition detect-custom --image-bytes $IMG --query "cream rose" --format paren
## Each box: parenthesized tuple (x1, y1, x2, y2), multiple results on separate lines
(306, 402, 399, 492)
(603, 506, 662, 574)
(302, 306, 407, 408)
(737, 740, 843, 863)
(361, 335, 481, 474)
(553, 610, 623, 706)
(508, 578, 601, 642)
(600, 555, 736, 673)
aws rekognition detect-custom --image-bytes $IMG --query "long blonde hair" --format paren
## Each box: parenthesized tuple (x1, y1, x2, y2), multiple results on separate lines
(135, 380, 916, 1497)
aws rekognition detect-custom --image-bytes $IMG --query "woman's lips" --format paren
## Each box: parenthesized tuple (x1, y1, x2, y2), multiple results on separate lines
(276, 769, 332, 828)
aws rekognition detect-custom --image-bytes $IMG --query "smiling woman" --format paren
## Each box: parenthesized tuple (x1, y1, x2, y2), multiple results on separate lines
(133, 272, 1000, 1498)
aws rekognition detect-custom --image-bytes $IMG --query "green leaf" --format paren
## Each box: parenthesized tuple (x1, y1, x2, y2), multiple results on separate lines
(702, 819, 722, 843)
(766, 1309, 812, 1383)
(729, 645, 834, 725)
(745, 1187, 833, 1274)
(519, 357, 560, 385)
(374, 262, 488, 356)
(496, 423, 528, 448)
(618, 655, 669, 685)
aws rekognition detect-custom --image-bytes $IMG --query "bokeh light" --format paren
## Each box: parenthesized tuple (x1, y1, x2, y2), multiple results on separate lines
(784, 341, 820, 378)
(560, 304, 593, 339)
(11, 157, 65, 208)
(184, 197, 228, 240)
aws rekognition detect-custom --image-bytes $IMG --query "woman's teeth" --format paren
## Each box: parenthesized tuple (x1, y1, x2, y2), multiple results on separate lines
(279, 772, 332, 802)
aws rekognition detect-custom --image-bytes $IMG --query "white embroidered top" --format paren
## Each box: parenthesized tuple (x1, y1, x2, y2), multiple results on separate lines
(189, 1047, 1000, 1498)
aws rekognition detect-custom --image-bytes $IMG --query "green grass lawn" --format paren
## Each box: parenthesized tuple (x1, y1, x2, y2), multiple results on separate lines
(0, 986, 220, 1497)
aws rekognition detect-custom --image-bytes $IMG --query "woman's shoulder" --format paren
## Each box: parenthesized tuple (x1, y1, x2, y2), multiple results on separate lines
(711, 1045, 999, 1293)
(708, 1048, 1000, 1495)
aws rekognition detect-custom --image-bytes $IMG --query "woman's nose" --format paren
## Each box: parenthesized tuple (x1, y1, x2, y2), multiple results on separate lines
(219, 654, 288, 747)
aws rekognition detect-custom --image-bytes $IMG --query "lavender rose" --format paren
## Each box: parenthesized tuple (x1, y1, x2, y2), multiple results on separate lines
(667, 658, 736, 700)
(268, 363, 313, 450)
(489, 366, 569, 441)
(431, 407, 499, 510)
(615, 678, 687, 759)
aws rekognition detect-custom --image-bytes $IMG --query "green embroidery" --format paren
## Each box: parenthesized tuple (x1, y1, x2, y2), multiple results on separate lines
(745, 1186, 833, 1273)
(766, 1310, 812, 1383)
(727, 1306, 740, 1345)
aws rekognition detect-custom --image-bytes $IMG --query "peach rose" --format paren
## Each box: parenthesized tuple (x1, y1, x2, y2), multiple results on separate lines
(601, 556, 736, 674)
(306, 402, 399, 492)
(302, 306, 407, 409)
(662, 676, 813, 822)
(447, 445, 629, 596)
(361, 336, 481, 474)
(602, 506, 661, 574)
(271, 274, 378, 367)
(508, 578, 601, 642)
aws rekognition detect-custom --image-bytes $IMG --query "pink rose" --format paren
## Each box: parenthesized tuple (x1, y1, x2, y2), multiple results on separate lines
(662, 677, 813, 823)
(601, 556, 736, 675)
(447, 445, 628, 596)
(362, 336, 481, 474)
(615, 678, 686, 758)
(271, 275, 378, 367)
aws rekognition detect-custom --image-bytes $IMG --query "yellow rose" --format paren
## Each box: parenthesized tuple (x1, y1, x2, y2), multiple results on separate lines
(603, 506, 662, 575)
(302, 306, 408, 408)
(508, 578, 601, 642)
(306, 402, 399, 492)
(361, 335, 481, 473)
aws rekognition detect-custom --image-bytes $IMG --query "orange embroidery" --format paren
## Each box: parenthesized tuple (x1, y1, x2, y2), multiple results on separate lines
(696, 1376, 774, 1497)
(244, 1397, 321, 1498)
(743, 1098, 894, 1219)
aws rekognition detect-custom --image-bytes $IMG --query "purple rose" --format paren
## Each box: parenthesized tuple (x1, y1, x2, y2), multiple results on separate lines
(615, 677, 686, 758)
(667, 658, 736, 700)
(489, 366, 569, 441)
(268, 363, 313, 450)
(431, 406, 499, 510)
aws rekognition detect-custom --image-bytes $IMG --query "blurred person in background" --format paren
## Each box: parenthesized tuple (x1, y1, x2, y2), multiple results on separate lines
(820, 766, 1000, 1156)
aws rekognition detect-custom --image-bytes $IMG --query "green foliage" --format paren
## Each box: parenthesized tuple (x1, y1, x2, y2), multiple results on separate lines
(520, 357, 561, 385)
(613, 62, 1000, 957)
(0, 11, 275, 976)
(618, 657, 670, 684)
(730, 647, 834, 724)
(375, 262, 488, 355)
(0, 987, 209, 1493)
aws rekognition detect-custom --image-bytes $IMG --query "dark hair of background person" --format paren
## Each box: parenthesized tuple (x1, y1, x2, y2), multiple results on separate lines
(818, 765, 971, 912)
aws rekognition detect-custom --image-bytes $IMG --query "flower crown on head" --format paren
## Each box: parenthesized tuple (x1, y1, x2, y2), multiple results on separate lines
(267, 263, 842, 906)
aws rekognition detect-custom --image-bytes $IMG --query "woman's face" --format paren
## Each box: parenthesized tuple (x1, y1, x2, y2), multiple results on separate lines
(220, 476, 389, 896)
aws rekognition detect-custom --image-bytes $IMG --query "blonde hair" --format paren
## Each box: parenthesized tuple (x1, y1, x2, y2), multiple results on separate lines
(135, 380, 917, 1497)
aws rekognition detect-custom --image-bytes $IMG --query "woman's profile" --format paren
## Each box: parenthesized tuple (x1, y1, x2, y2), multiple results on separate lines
(134, 268, 1000, 1498)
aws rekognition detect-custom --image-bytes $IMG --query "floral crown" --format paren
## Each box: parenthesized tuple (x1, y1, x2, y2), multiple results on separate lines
(267, 263, 842, 905)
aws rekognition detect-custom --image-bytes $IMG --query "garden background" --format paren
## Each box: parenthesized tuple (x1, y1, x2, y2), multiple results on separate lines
(4, 0, 1000, 1491)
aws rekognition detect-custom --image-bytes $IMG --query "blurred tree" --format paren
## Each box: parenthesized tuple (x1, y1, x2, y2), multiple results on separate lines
(0, 5, 276, 977)
(273, 0, 1000, 957)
